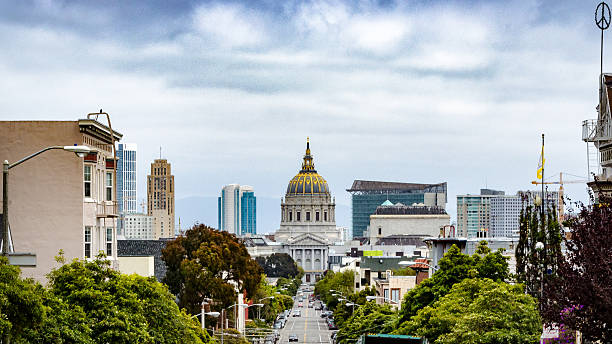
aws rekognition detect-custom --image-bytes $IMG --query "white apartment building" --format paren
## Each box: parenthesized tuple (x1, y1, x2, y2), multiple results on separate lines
(123, 213, 154, 240)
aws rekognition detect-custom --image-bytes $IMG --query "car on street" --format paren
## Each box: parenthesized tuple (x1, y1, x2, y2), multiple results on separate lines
(327, 319, 337, 330)
(293, 310, 301, 317)
(298, 302, 303, 307)
(289, 334, 299, 342)
(314, 304, 322, 310)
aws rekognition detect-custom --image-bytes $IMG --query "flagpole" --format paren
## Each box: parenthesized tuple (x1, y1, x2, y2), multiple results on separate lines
(541, 133, 545, 224)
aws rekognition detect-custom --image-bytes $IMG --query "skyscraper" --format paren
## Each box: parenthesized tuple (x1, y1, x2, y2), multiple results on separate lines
(116, 143, 137, 236)
(218, 184, 256, 236)
(147, 159, 175, 239)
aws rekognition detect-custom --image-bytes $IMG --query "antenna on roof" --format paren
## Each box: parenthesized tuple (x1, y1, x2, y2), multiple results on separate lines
(596, 2, 611, 77)
(159, 146, 162, 159)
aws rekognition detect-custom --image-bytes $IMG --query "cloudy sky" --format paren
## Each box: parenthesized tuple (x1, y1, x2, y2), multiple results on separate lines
(0, 0, 604, 232)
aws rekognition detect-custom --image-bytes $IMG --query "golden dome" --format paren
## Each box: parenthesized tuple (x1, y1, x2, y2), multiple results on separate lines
(286, 138, 330, 196)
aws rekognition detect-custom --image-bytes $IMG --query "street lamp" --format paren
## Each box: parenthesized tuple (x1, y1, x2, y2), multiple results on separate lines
(344, 302, 360, 313)
(366, 295, 400, 309)
(535, 241, 544, 309)
(2, 145, 91, 256)
(256, 296, 274, 321)
(246, 303, 264, 325)
(220, 303, 248, 344)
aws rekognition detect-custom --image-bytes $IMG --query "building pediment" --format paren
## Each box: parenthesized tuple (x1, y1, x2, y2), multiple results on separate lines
(287, 233, 329, 246)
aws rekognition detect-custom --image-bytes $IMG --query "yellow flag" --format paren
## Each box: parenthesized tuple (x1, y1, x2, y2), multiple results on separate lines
(537, 145, 545, 179)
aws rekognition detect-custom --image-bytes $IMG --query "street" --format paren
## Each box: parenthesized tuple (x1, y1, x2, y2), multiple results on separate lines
(279, 302, 332, 344)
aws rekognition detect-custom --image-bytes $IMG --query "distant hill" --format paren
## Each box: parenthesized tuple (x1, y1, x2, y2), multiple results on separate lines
(175, 196, 351, 234)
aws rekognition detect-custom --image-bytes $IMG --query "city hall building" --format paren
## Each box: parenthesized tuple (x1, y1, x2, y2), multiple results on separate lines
(275, 138, 341, 283)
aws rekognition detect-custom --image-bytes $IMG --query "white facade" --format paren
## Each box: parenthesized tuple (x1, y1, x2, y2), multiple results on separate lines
(490, 196, 521, 237)
(218, 184, 254, 235)
(367, 214, 450, 244)
(123, 213, 154, 240)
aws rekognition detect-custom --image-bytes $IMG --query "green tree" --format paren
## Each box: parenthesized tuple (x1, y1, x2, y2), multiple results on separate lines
(255, 253, 299, 278)
(335, 302, 396, 344)
(398, 242, 508, 323)
(0, 257, 45, 344)
(516, 200, 562, 300)
(30, 255, 209, 344)
(333, 286, 376, 328)
(314, 270, 354, 309)
(162, 224, 263, 314)
(395, 278, 541, 344)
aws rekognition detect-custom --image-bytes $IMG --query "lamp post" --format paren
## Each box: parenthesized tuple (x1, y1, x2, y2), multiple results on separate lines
(345, 302, 360, 313)
(257, 296, 275, 321)
(2, 145, 91, 256)
(535, 241, 545, 310)
(220, 303, 248, 344)
(366, 295, 401, 310)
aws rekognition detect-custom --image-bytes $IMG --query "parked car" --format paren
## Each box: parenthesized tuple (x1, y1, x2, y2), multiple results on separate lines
(327, 319, 337, 330)
(314, 304, 322, 311)
(289, 334, 299, 342)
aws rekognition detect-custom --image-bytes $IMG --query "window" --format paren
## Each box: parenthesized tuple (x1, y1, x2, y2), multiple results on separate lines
(306, 211, 311, 221)
(316, 211, 320, 221)
(105, 172, 113, 201)
(324, 211, 328, 221)
(384, 289, 389, 301)
(289, 211, 293, 221)
(106, 227, 113, 256)
(378, 227, 382, 235)
(84, 226, 92, 258)
(391, 289, 400, 304)
(84, 165, 92, 197)
(296, 211, 301, 221)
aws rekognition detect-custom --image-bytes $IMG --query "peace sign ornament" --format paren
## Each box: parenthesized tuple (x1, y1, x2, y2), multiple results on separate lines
(596, 2, 611, 30)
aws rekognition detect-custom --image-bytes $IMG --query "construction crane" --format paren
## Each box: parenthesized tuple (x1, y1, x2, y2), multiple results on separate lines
(531, 172, 587, 222)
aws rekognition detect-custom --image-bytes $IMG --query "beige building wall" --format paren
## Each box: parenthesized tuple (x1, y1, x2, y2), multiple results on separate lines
(368, 214, 451, 243)
(147, 159, 174, 239)
(117, 256, 154, 277)
(0, 120, 120, 282)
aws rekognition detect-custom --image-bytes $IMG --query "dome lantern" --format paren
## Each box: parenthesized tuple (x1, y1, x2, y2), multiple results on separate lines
(286, 138, 330, 196)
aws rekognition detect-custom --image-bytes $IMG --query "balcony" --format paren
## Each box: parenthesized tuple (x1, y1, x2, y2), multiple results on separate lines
(96, 202, 118, 218)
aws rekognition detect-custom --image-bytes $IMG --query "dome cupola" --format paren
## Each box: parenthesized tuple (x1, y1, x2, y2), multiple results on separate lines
(286, 138, 330, 196)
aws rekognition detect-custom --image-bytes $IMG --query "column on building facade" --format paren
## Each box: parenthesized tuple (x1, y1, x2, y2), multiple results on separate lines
(310, 248, 314, 270)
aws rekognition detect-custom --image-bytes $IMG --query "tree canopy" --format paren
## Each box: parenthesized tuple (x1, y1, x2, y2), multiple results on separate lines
(1, 254, 209, 344)
(314, 270, 355, 310)
(335, 301, 396, 344)
(0, 256, 44, 343)
(255, 253, 299, 278)
(398, 242, 509, 323)
(395, 278, 541, 344)
(162, 224, 263, 314)
(542, 197, 612, 341)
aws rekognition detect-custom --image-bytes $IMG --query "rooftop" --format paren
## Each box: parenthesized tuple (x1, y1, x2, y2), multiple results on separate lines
(347, 180, 447, 193)
(374, 204, 447, 216)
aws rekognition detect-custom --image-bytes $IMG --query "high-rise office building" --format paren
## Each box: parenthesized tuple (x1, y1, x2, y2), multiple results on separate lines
(218, 184, 256, 236)
(147, 159, 175, 239)
(490, 195, 521, 237)
(456, 189, 504, 238)
(117, 143, 137, 214)
(460, 189, 559, 238)
(347, 180, 447, 238)
(117, 143, 137, 236)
